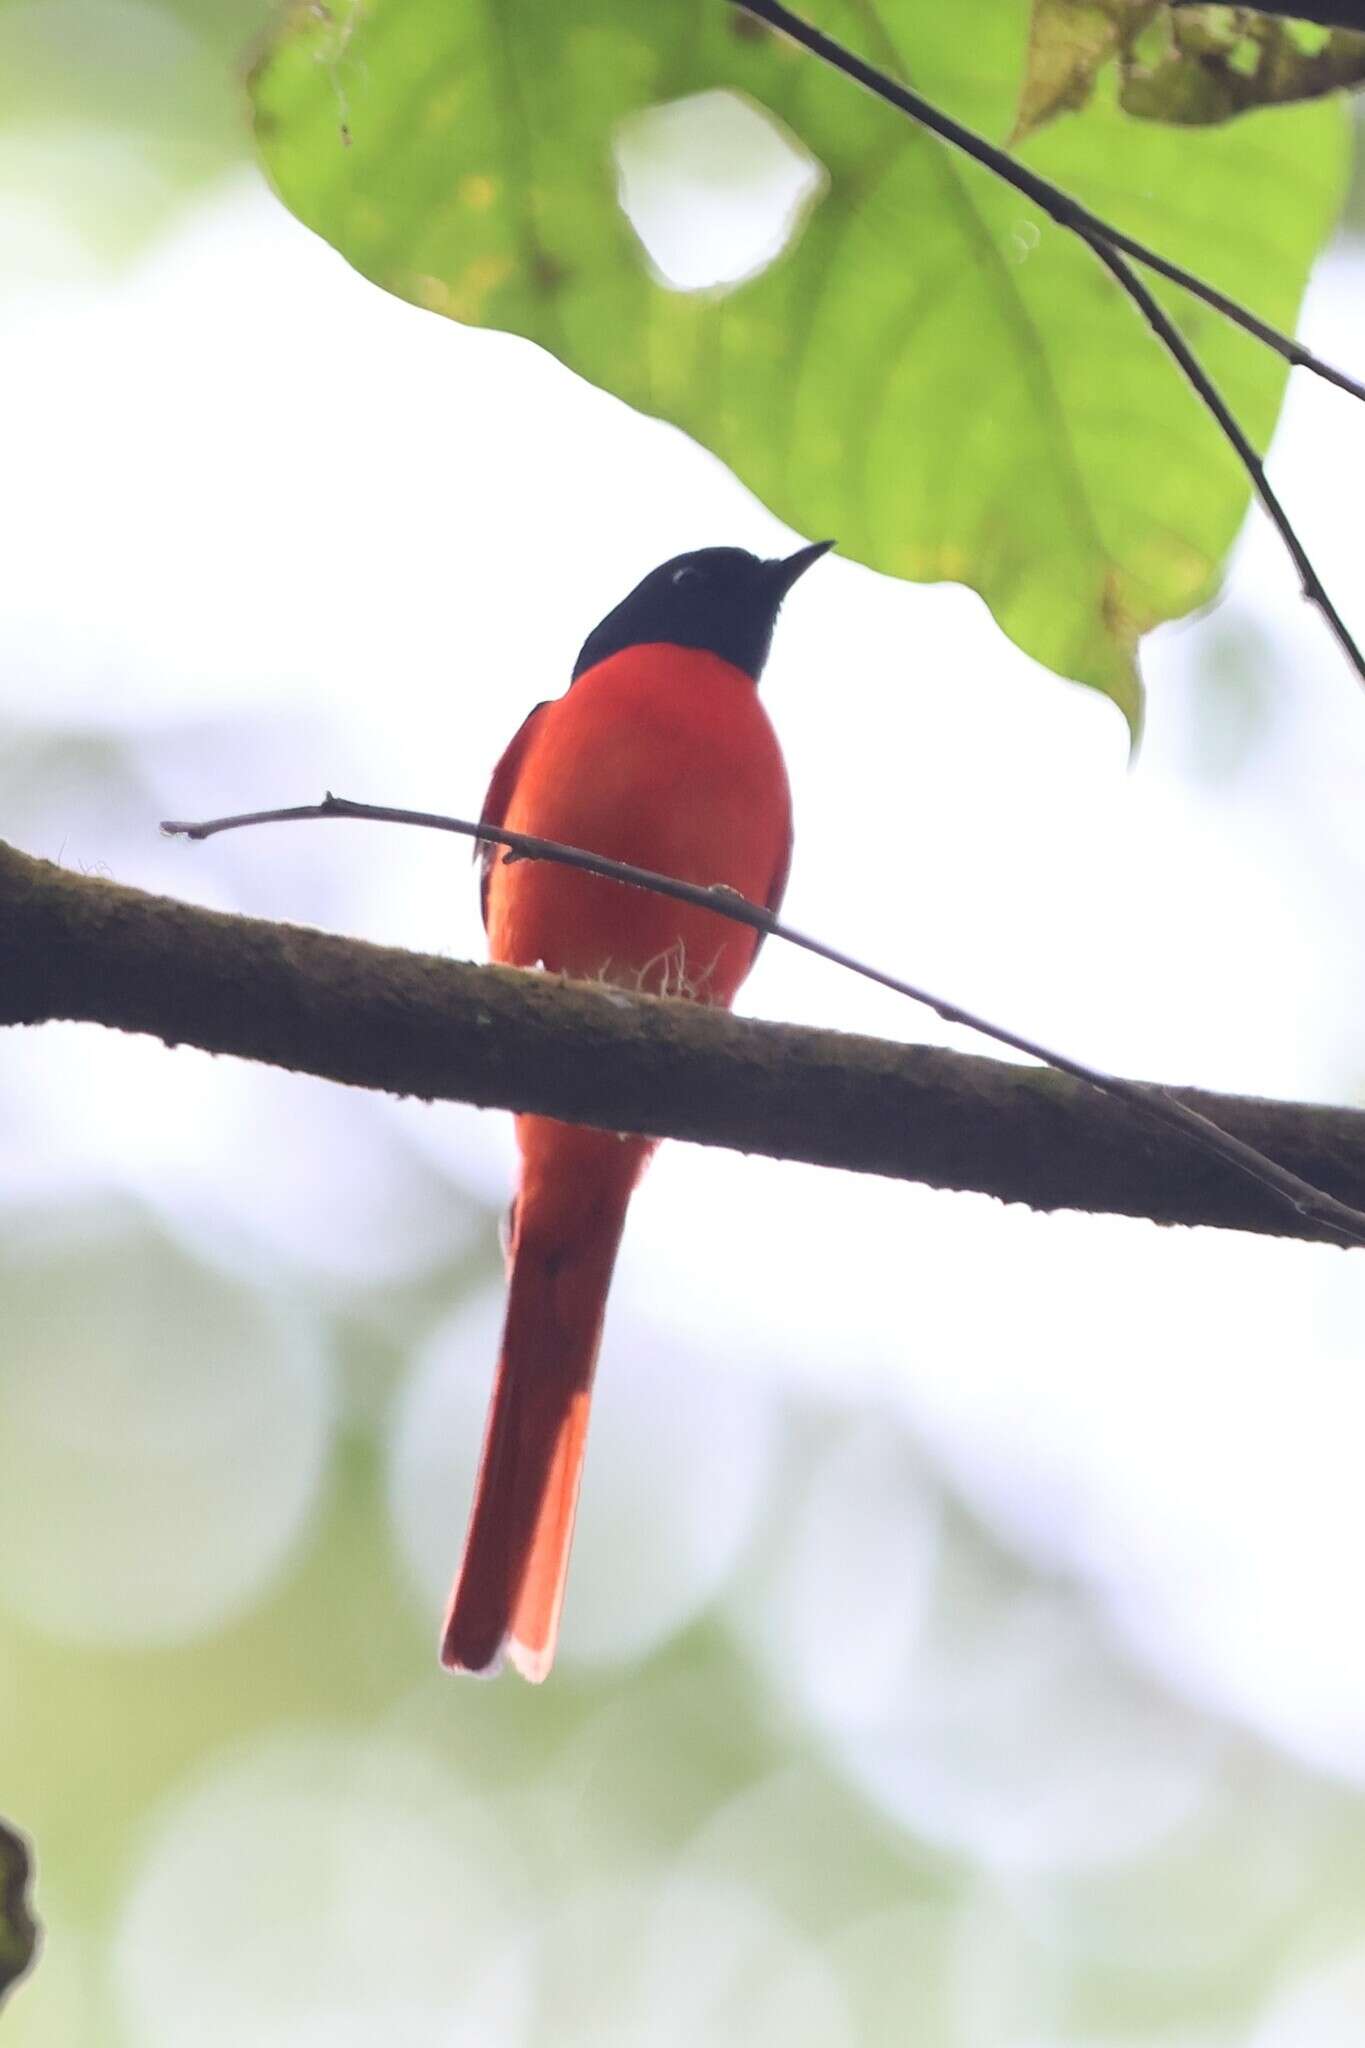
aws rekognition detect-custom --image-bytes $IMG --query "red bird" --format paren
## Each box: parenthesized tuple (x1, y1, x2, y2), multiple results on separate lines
(441, 539, 832, 1680)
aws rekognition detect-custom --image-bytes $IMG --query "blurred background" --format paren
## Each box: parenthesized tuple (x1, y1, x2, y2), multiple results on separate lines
(3, 1, 1365, 2041)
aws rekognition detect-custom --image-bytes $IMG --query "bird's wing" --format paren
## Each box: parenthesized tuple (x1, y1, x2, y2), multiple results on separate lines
(752, 810, 794, 961)
(477, 701, 549, 929)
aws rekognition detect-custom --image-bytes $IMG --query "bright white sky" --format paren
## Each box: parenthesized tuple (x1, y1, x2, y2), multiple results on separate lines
(2, 160, 1364, 1802)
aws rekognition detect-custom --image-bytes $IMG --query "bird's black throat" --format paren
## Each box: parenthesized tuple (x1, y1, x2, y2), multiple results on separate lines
(572, 541, 832, 684)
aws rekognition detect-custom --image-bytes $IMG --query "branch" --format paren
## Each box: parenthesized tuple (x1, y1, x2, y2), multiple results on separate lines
(729, 0, 1365, 696)
(1082, 231, 1365, 686)
(4, 838, 1364, 1245)
(731, 0, 1365, 404)
(158, 796, 1365, 1246)
(0, 1816, 36, 2008)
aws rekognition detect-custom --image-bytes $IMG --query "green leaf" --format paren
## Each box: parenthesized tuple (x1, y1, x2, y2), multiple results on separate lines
(0, 1815, 37, 2005)
(252, 0, 1348, 735)
(1016, 2, 1365, 139)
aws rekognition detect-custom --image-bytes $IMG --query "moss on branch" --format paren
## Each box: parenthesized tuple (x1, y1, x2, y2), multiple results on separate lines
(2, 839, 1363, 1243)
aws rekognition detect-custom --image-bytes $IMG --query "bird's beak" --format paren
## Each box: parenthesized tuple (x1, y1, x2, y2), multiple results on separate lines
(769, 538, 835, 596)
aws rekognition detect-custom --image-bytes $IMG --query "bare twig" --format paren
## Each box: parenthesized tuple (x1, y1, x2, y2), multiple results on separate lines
(729, 0, 1365, 404)
(727, 0, 1365, 695)
(160, 795, 1365, 1248)
(1082, 229, 1365, 685)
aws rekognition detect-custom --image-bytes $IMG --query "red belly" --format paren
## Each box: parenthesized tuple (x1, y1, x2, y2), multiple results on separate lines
(486, 644, 791, 1009)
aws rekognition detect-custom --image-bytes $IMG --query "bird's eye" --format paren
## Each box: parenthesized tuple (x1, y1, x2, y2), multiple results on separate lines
(671, 565, 701, 587)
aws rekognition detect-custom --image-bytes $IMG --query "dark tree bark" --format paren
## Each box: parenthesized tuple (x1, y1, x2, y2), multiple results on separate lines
(4, 841, 1363, 1244)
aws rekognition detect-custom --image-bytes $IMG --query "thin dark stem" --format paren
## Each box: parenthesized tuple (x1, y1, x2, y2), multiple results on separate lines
(729, 0, 1365, 695)
(1082, 230, 1365, 686)
(161, 795, 1365, 1248)
(730, 0, 1365, 405)
(1172, 0, 1365, 26)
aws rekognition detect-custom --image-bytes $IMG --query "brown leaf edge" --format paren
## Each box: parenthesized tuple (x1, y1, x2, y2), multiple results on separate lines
(1015, 0, 1365, 140)
(1123, 8, 1365, 124)
(1014, 0, 1158, 142)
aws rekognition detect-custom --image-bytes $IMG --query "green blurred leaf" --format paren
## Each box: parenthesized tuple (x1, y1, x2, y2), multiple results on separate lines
(252, 0, 1347, 733)
(0, 1815, 37, 2005)
(1017, 1, 1365, 139)
(0, 0, 267, 263)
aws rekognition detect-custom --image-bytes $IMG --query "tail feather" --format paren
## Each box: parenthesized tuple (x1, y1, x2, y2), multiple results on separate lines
(505, 1388, 592, 1681)
(441, 1158, 632, 1680)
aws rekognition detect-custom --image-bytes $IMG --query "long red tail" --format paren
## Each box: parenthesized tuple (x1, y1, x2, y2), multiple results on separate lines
(441, 1130, 640, 1681)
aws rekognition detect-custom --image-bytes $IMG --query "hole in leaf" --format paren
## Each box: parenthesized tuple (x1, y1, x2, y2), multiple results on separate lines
(613, 89, 825, 295)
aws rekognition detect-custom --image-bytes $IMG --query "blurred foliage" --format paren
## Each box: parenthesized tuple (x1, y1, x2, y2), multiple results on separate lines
(1171, 613, 1278, 784)
(252, 0, 1348, 736)
(0, 1817, 37, 2006)
(1016, 1, 1365, 139)
(3, 1197, 1365, 2047)
(0, 0, 267, 259)
(5, 7, 1365, 2045)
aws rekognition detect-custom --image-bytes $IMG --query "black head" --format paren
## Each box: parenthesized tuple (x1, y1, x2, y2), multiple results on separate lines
(572, 541, 834, 683)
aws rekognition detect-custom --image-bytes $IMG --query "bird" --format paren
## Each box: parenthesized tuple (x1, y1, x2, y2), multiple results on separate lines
(441, 538, 833, 1681)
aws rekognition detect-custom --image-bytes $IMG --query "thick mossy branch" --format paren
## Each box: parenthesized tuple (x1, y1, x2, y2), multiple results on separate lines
(2, 839, 1363, 1243)
(0, 1816, 36, 2005)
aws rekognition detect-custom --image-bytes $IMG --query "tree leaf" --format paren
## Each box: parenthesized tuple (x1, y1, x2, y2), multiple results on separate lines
(1014, 0, 1159, 142)
(1124, 10, 1365, 124)
(0, 1816, 37, 2005)
(1017, 1, 1365, 140)
(252, 0, 1347, 736)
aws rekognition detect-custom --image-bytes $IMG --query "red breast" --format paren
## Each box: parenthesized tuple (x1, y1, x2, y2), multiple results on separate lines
(486, 642, 792, 1006)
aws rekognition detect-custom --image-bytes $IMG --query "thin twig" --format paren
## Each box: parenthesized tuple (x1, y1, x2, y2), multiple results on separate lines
(730, 0, 1365, 404)
(1081, 229, 1365, 684)
(729, 0, 1365, 694)
(161, 795, 1365, 1248)
(10, 838, 1362, 1238)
